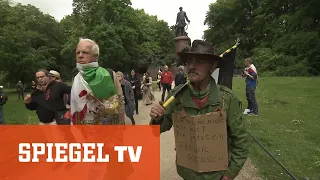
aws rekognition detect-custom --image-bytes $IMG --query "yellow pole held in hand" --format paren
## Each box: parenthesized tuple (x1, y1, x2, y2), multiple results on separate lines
(163, 96, 175, 108)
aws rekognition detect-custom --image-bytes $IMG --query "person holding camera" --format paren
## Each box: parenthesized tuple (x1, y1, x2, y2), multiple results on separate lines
(243, 58, 259, 116)
(24, 69, 71, 125)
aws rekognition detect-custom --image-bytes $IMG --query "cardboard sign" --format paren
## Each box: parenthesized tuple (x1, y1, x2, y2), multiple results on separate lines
(172, 111, 228, 172)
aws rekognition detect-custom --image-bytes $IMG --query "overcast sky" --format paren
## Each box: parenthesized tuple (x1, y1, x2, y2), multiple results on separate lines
(12, 0, 215, 40)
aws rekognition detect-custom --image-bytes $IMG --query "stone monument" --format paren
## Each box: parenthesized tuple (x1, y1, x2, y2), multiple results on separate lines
(175, 7, 191, 55)
(175, 7, 190, 37)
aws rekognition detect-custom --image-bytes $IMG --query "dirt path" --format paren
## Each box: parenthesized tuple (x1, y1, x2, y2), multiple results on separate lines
(126, 90, 261, 180)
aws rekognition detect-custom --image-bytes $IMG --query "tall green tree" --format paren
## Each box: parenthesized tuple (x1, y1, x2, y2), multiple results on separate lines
(204, 0, 320, 76)
(0, 0, 176, 84)
(62, 0, 175, 73)
(0, 0, 65, 83)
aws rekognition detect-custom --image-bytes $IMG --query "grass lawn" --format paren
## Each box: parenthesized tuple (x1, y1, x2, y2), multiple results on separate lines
(1, 77, 319, 179)
(232, 77, 320, 180)
(2, 89, 39, 124)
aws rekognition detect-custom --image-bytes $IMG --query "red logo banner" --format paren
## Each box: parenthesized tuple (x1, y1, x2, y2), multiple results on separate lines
(0, 125, 160, 180)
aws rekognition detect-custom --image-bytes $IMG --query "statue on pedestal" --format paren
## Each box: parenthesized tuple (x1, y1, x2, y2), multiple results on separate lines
(175, 7, 190, 37)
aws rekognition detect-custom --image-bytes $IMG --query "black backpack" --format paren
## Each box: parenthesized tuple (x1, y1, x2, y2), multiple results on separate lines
(107, 68, 114, 82)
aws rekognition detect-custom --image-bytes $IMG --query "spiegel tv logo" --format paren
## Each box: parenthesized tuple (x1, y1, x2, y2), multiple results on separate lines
(19, 143, 142, 163)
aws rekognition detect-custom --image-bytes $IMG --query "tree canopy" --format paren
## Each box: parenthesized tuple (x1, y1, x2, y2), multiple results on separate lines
(0, 0, 175, 84)
(204, 0, 320, 76)
(1, 0, 318, 85)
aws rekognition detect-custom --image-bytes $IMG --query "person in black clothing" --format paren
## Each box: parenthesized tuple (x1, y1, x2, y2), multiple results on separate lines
(24, 69, 71, 125)
(128, 69, 141, 114)
(174, 65, 187, 87)
(156, 71, 162, 91)
(0, 86, 8, 124)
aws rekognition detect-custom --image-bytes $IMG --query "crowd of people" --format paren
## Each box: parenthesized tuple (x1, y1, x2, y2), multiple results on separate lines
(0, 38, 191, 125)
(0, 39, 258, 126)
(0, 38, 260, 180)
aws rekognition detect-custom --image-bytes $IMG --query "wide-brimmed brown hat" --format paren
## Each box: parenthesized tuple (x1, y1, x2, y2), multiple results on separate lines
(178, 40, 223, 62)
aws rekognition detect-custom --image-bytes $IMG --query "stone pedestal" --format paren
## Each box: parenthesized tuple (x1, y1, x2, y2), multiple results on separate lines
(175, 36, 191, 53)
(174, 36, 191, 66)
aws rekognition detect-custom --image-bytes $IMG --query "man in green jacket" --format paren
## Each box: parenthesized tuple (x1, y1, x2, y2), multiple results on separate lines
(150, 40, 248, 180)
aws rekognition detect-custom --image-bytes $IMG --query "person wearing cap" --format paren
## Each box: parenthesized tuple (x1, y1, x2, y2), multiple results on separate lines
(149, 40, 248, 180)
(49, 70, 69, 108)
(49, 70, 62, 82)
(0, 85, 8, 124)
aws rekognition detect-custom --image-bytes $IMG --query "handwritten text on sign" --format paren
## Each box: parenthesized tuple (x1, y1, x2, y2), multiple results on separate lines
(173, 112, 228, 172)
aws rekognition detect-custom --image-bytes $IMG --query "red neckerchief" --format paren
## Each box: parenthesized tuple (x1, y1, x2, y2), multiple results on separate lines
(192, 96, 209, 109)
(43, 81, 55, 100)
(45, 89, 50, 100)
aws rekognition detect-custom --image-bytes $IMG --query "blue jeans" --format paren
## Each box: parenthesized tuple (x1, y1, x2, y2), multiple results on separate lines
(125, 105, 135, 125)
(246, 86, 258, 114)
(0, 106, 5, 124)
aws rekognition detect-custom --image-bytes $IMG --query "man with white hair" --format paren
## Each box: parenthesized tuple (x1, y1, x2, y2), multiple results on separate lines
(70, 38, 125, 125)
(174, 65, 187, 87)
(70, 38, 129, 180)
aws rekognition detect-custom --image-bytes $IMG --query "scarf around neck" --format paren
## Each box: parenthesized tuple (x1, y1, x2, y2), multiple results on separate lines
(76, 62, 117, 99)
(188, 78, 212, 99)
